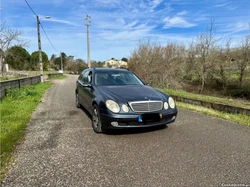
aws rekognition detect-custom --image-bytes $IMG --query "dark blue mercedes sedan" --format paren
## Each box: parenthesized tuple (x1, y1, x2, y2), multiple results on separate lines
(75, 68, 178, 133)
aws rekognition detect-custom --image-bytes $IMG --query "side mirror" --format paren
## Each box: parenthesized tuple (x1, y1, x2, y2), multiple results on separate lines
(87, 83, 93, 88)
(83, 83, 93, 88)
(144, 82, 149, 86)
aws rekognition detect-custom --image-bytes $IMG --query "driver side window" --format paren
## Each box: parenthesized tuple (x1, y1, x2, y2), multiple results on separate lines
(87, 71, 92, 83)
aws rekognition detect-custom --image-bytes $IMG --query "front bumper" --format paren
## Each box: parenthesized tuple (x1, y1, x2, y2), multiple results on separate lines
(99, 109, 178, 130)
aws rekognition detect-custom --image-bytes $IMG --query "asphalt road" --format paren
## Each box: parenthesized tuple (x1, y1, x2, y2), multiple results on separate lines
(2, 74, 250, 187)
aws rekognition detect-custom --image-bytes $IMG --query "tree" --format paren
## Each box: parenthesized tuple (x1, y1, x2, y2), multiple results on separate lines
(53, 52, 67, 70)
(50, 54, 57, 62)
(49, 54, 58, 70)
(214, 40, 232, 90)
(193, 19, 220, 93)
(233, 36, 250, 88)
(0, 22, 27, 72)
(30, 51, 49, 71)
(5, 46, 30, 70)
(50, 54, 57, 64)
(184, 40, 198, 83)
(121, 57, 128, 62)
(129, 39, 185, 88)
(91, 60, 104, 68)
(67, 58, 87, 74)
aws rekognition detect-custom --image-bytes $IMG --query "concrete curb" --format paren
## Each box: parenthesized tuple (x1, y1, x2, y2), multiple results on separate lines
(172, 95, 250, 116)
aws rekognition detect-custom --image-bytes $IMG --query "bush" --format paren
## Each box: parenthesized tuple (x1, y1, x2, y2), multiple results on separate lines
(6, 86, 38, 99)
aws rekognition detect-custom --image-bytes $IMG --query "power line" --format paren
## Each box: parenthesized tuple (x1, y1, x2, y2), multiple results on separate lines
(40, 23, 58, 52)
(24, 0, 58, 52)
(24, 0, 37, 16)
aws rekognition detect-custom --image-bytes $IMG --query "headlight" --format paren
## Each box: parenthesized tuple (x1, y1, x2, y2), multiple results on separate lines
(122, 104, 129, 113)
(168, 97, 175, 109)
(106, 100, 120, 113)
(164, 102, 169, 110)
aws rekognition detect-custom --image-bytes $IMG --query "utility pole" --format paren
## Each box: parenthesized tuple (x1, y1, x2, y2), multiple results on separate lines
(85, 15, 91, 68)
(36, 15, 44, 83)
(60, 52, 63, 73)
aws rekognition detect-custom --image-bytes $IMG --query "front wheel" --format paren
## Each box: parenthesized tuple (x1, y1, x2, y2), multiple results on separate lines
(76, 92, 81, 108)
(92, 105, 103, 133)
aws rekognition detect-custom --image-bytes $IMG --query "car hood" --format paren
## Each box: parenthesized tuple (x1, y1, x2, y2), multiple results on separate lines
(99, 85, 168, 102)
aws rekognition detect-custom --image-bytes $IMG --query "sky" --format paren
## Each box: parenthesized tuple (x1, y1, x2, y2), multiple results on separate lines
(1, 0, 249, 62)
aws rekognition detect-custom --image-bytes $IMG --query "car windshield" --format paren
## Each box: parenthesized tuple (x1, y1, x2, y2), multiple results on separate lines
(95, 71, 144, 86)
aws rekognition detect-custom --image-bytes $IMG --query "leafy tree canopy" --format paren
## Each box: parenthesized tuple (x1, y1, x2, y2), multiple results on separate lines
(5, 45, 30, 70)
(30, 51, 49, 71)
(121, 57, 128, 62)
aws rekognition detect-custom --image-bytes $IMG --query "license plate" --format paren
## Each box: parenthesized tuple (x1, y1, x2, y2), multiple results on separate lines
(138, 113, 162, 123)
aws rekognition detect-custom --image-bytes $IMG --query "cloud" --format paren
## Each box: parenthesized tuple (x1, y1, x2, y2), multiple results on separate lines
(177, 10, 188, 16)
(46, 18, 78, 26)
(127, 21, 138, 28)
(150, 0, 163, 9)
(98, 23, 154, 41)
(214, 3, 228, 8)
(97, 0, 119, 4)
(222, 21, 250, 34)
(139, 0, 163, 12)
(227, 6, 237, 10)
(163, 16, 196, 28)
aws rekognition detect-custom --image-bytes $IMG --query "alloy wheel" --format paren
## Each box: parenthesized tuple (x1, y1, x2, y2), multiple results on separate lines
(92, 105, 102, 133)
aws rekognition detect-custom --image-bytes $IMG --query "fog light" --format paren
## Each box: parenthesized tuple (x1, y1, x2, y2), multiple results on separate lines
(172, 116, 176, 120)
(164, 102, 169, 110)
(111, 121, 119, 126)
(122, 104, 129, 113)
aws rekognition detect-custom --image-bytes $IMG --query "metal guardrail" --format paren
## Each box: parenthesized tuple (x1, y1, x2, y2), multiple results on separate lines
(172, 95, 250, 116)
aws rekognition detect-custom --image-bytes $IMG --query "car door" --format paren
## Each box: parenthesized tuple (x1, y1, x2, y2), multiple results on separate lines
(82, 71, 95, 113)
(77, 70, 89, 108)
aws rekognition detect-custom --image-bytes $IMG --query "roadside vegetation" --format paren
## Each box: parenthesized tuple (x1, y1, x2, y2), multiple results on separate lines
(176, 102, 250, 127)
(129, 20, 250, 102)
(0, 77, 18, 82)
(162, 89, 250, 126)
(48, 75, 66, 80)
(163, 89, 250, 109)
(0, 82, 53, 181)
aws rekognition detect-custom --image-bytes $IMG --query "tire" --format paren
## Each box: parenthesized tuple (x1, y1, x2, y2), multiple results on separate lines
(163, 124, 168, 128)
(76, 92, 81, 108)
(92, 105, 103, 133)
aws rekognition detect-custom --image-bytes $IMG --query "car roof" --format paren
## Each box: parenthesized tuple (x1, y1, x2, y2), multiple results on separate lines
(90, 68, 130, 73)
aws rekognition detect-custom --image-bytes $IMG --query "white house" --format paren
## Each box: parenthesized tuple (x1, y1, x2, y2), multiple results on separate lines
(104, 59, 128, 68)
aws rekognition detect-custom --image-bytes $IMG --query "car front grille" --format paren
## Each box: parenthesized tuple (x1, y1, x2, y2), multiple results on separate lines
(128, 101, 163, 112)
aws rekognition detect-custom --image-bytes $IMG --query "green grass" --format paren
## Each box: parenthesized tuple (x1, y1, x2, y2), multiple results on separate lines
(176, 102, 250, 127)
(163, 88, 250, 109)
(0, 82, 53, 181)
(163, 89, 250, 126)
(0, 77, 18, 82)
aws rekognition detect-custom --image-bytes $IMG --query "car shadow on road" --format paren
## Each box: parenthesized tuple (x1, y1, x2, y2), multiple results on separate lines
(79, 106, 168, 135)
(105, 125, 168, 135)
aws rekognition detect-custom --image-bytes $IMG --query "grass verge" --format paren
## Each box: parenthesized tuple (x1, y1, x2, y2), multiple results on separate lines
(163, 89, 250, 126)
(0, 77, 18, 82)
(0, 82, 53, 182)
(164, 89, 250, 109)
(176, 101, 250, 127)
(48, 75, 66, 80)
